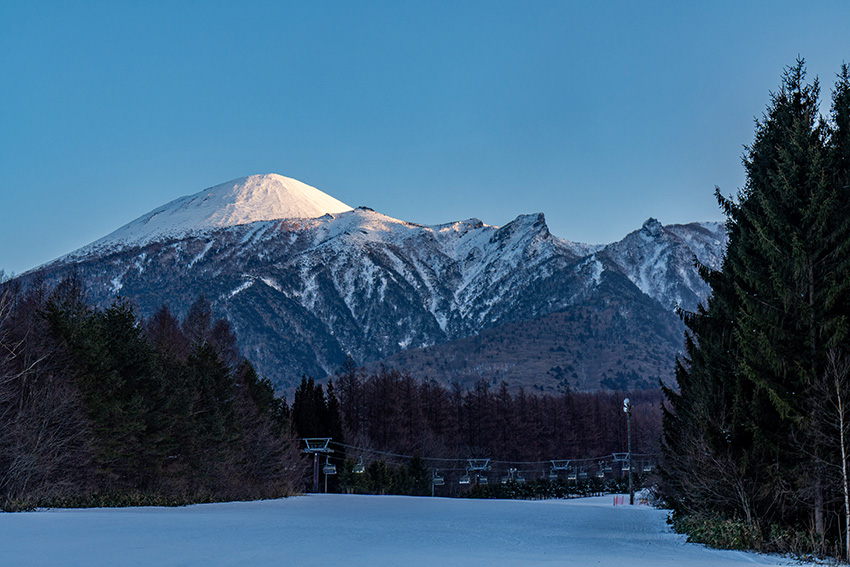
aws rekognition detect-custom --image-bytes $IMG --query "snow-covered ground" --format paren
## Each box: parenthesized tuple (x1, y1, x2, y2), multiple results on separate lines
(0, 495, 815, 566)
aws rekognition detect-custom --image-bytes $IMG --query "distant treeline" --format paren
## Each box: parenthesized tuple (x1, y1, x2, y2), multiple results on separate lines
(0, 275, 300, 511)
(290, 359, 661, 492)
(0, 274, 661, 509)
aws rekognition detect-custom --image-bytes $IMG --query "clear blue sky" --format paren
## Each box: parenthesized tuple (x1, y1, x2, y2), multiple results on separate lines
(2, 1, 849, 275)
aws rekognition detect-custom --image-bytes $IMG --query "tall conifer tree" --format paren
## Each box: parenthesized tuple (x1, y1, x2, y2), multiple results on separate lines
(662, 60, 850, 551)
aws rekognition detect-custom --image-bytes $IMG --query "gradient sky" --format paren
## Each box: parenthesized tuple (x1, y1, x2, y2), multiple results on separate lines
(2, 1, 849, 275)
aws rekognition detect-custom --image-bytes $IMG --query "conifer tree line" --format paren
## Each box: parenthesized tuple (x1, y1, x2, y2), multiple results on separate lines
(0, 275, 301, 510)
(291, 360, 660, 475)
(661, 60, 850, 558)
(1, 271, 661, 508)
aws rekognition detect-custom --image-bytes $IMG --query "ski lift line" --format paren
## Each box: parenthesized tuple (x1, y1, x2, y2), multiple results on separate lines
(313, 440, 658, 468)
(326, 441, 462, 462)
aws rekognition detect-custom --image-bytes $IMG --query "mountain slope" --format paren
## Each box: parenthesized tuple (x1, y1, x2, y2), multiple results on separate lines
(600, 218, 722, 311)
(69, 174, 352, 257)
(21, 174, 726, 392)
(371, 267, 684, 393)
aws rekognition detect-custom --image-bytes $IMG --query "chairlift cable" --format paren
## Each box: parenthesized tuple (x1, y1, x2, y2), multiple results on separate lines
(311, 439, 658, 468)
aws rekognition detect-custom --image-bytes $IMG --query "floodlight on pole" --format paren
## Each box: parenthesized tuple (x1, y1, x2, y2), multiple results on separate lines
(623, 398, 633, 505)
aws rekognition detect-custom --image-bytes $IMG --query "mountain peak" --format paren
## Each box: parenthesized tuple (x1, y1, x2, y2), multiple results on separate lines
(79, 174, 353, 253)
(206, 174, 353, 223)
(640, 217, 663, 238)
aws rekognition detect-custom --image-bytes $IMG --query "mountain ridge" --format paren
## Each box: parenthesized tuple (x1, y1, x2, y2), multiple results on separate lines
(16, 174, 727, 392)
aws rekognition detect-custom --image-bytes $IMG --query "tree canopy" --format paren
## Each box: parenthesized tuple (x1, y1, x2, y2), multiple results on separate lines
(662, 60, 850, 558)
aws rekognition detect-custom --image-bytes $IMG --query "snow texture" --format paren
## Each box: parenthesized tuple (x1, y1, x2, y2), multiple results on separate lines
(33, 174, 727, 383)
(74, 174, 353, 255)
(0, 495, 811, 566)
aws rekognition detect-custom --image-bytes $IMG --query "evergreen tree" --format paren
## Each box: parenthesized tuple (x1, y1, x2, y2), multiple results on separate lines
(145, 305, 189, 361)
(291, 377, 325, 439)
(407, 455, 431, 496)
(324, 379, 345, 445)
(662, 60, 850, 553)
(182, 295, 212, 347)
(336, 356, 365, 435)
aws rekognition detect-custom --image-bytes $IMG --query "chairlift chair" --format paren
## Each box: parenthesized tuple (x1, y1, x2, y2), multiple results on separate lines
(596, 470, 605, 479)
(459, 475, 471, 485)
(478, 476, 488, 485)
(567, 470, 577, 481)
(432, 473, 444, 486)
(578, 470, 588, 480)
(548, 471, 558, 482)
(643, 463, 654, 473)
(323, 463, 337, 475)
(353, 457, 365, 474)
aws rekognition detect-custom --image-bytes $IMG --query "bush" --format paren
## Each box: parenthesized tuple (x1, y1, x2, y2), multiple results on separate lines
(670, 511, 761, 550)
(462, 478, 612, 500)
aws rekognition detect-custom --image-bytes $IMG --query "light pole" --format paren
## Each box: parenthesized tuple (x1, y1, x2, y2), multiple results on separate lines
(623, 398, 633, 505)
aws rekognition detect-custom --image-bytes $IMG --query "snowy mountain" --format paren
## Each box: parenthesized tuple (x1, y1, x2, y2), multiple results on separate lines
(71, 174, 353, 256)
(23, 174, 726, 392)
(603, 218, 722, 310)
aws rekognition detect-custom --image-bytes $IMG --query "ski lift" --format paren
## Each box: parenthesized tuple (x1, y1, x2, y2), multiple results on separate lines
(302, 438, 332, 454)
(643, 463, 654, 473)
(432, 472, 444, 486)
(596, 470, 605, 479)
(501, 475, 511, 484)
(578, 470, 588, 480)
(548, 471, 559, 482)
(322, 456, 337, 475)
(353, 457, 365, 474)
(478, 476, 488, 485)
(567, 470, 577, 481)
(467, 458, 491, 471)
(622, 462, 630, 472)
(516, 475, 526, 484)
(459, 475, 471, 485)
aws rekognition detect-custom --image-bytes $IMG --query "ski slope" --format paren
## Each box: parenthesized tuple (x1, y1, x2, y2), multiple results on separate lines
(0, 495, 814, 566)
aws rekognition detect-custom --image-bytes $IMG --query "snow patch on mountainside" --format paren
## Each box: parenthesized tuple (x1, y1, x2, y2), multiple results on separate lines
(602, 219, 726, 309)
(228, 278, 255, 299)
(28, 172, 729, 386)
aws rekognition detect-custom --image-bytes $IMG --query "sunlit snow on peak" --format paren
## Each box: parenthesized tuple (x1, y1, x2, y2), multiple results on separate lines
(76, 174, 353, 254)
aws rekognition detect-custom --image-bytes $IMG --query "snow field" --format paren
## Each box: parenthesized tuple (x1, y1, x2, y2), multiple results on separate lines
(0, 494, 815, 567)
